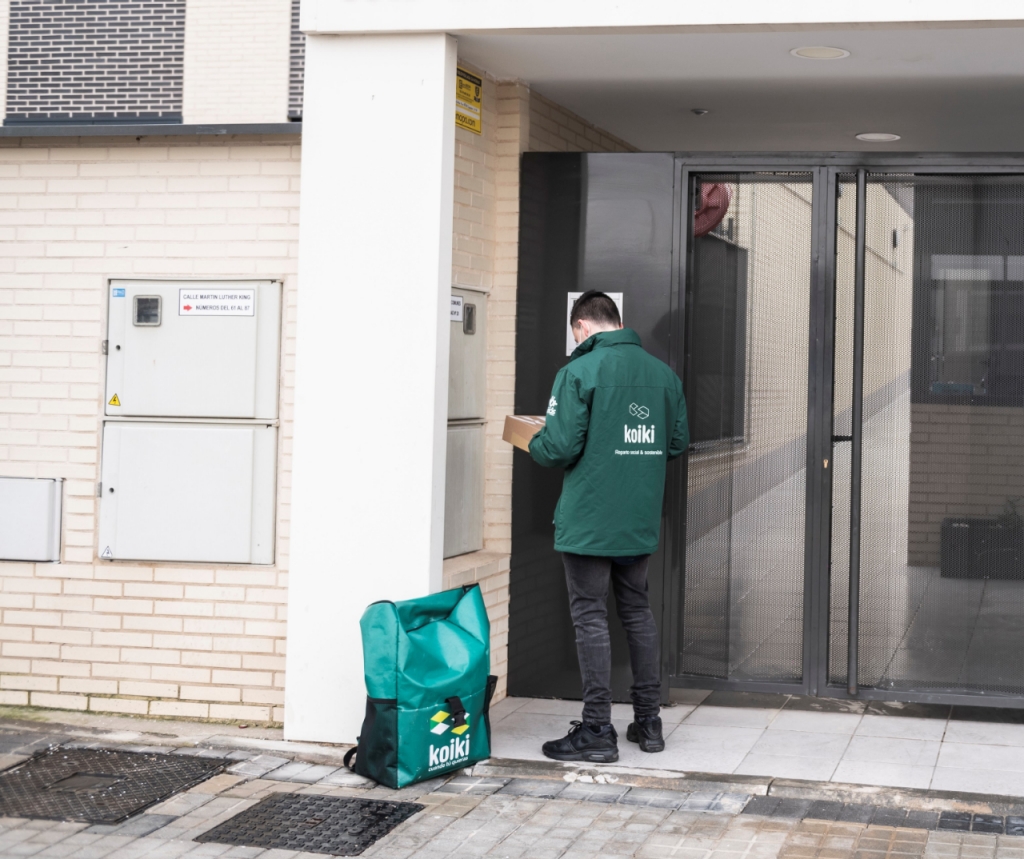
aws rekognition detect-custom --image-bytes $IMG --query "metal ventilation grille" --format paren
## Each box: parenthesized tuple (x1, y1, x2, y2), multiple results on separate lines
(0, 748, 225, 824)
(831, 175, 1024, 695)
(197, 792, 424, 856)
(679, 173, 812, 682)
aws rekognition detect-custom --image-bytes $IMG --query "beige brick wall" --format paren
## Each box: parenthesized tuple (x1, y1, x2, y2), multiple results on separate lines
(528, 91, 636, 154)
(0, 70, 632, 719)
(183, 0, 292, 124)
(0, 134, 299, 722)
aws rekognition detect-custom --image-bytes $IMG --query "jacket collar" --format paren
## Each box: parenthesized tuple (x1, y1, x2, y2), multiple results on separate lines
(570, 327, 642, 360)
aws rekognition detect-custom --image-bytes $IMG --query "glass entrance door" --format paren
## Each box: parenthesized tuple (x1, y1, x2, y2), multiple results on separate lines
(675, 172, 815, 687)
(828, 173, 1024, 698)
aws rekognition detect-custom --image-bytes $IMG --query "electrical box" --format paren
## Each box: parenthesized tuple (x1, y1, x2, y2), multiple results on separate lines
(105, 280, 281, 419)
(0, 477, 62, 562)
(448, 288, 487, 421)
(98, 422, 277, 564)
(443, 422, 485, 558)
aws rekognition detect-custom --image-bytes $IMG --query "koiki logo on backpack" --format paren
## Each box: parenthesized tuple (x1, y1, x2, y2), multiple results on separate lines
(344, 584, 497, 789)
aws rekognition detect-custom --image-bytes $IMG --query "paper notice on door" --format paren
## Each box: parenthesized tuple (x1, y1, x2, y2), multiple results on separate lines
(179, 288, 255, 316)
(566, 292, 624, 356)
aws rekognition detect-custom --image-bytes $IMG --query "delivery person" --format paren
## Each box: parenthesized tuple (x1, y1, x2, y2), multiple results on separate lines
(528, 290, 689, 763)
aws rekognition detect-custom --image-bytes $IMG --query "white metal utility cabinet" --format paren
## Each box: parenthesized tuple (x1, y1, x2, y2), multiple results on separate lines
(99, 280, 282, 565)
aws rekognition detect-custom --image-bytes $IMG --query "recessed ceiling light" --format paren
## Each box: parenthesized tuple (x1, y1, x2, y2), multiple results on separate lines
(791, 46, 850, 60)
(855, 132, 901, 142)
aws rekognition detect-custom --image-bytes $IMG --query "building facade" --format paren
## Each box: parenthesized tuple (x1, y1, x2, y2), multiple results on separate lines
(2, 0, 1024, 744)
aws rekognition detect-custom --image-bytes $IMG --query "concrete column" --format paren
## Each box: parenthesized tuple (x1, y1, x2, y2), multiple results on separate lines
(285, 32, 457, 742)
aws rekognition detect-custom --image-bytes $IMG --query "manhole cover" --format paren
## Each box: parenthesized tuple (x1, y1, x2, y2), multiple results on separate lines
(0, 747, 227, 824)
(196, 792, 424, 856)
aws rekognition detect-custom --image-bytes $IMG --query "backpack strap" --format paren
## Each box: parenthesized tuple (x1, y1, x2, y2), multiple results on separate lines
(343, 746, 358, 771)
(445, 695, 467, 729)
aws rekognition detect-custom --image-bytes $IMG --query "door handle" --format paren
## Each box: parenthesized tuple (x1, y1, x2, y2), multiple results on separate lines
(831, 435, 853, 443)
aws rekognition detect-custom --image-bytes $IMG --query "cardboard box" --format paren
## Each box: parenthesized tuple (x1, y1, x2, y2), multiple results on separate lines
(502, 415, 546, 452)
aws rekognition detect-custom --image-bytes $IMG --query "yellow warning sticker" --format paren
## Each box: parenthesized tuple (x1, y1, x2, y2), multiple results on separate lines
(455, 67, 482, 135)
(108, 394, 121, 406)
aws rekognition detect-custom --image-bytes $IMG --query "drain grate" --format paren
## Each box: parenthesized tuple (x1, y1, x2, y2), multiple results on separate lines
(0, 747, 226, 824)
(196, 792, 424, 856)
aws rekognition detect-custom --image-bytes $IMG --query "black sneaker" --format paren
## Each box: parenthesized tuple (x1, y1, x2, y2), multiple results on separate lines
(626, 715, 664, 752)
(542, 720, 619, 763)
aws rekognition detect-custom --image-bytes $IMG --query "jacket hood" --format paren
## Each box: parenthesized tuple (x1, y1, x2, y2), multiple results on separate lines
(570, 327, 642, 360)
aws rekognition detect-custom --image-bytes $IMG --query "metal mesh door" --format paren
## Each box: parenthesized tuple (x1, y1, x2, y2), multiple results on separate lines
(678, 173, 813, 682)
(831, 174, 1024, 695)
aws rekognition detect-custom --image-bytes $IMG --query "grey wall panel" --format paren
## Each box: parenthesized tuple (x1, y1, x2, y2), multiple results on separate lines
(444, 423, 485, 558)
(0, 477, 62, 562)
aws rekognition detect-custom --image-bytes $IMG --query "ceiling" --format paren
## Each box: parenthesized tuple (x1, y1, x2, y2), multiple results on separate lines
(455, 26, 1024, 151)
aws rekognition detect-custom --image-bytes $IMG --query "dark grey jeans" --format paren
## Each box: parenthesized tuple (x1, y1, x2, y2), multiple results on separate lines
(562, 552, 661, 726)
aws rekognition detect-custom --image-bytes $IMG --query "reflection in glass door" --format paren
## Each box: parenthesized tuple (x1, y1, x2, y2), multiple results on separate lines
(830, 174, 1024, 696)
(678, 173, 813, 684)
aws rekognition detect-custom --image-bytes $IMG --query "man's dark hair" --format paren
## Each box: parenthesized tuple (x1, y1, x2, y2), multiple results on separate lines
(570, 290, 621, 328)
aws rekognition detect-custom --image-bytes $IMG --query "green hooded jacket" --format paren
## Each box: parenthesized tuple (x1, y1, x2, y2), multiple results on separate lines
(528, 328, 689, 556)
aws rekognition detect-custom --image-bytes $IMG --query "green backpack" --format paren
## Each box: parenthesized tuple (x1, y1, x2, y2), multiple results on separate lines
(344, 584, 497, 788)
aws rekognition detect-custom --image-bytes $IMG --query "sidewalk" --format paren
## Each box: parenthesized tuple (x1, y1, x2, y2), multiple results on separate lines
(491, 691, 1024, 797)
(4, 696, 1024, 858)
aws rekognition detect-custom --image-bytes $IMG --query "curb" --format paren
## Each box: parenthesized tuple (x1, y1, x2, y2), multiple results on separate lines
(471, 758, 1024, 816)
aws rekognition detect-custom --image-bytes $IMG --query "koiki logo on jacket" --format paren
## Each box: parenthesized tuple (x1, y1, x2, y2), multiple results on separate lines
(625, 402, 655, 443)
(428, 701, 471, 771)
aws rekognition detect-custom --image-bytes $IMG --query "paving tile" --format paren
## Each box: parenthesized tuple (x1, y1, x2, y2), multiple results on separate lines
(489, 697, 529, 723)
(831, 761, 934, 790)
(870, 807, 908, 828)
(735, 753, 839, 781)
(433, 776, 510, 795)
(653, 725, 764, 773)
(942, 721, 1024, 748)
(515, 699, 587, 717)
(146, 790, 216, 817)
(930, 766, 1024, 797)
(262, 761, 329, 782)
(842, 736, 941, 768)
(226, 754, 291, 778)
(937, 812, 972, 832)
(559, 783, 630, 803)
(111, 815, 179, 838)
(768, 712, 863, 736)
(489, 711, 584, 762)
(620, 789, 688, 810)
(748, 730, 852, 761)
(855, 716, 948, 742)
(497, 778, 567, 798)
(317, 768, 374, 787)
(936, 742, 1024, 774)
(683, 706, 778, 730)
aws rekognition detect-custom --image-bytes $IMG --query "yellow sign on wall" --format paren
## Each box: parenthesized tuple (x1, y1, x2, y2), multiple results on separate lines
(455, 67, 482, 135)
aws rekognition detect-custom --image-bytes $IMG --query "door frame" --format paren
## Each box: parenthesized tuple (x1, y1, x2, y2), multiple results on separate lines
(667, 153, 1024, 708)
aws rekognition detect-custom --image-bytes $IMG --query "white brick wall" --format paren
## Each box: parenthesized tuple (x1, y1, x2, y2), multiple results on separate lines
(0, 69, 632, 720)
(183, 0, 292, 124)
(0, 135, 299, 722)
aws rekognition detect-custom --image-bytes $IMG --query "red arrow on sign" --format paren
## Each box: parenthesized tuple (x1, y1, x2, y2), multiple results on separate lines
(183, 304, 192, 311)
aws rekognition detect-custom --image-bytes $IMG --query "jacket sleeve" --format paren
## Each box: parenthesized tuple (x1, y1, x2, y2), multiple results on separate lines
(668, 384, 690, 461)
(528, 367, 589, 469)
